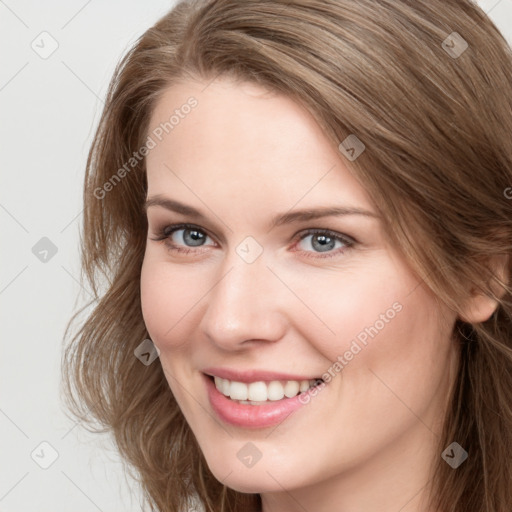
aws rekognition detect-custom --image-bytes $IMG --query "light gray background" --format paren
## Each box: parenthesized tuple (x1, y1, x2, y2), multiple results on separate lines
(1, 1, 511, 511)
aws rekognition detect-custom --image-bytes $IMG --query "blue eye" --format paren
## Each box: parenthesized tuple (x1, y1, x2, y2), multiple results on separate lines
(150, 223, 355, 259)
(293, 229, 354, 259)
(153, 223, 215, 254)
(166, 226, 211, 247)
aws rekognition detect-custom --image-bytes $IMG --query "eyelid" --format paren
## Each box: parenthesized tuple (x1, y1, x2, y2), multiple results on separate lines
(156, 222, 218, 246)
(151, 223, 355, 244)
(290, 227, 355, 246)
(150, 222, 356, 259)
(288, 228, 355, 259)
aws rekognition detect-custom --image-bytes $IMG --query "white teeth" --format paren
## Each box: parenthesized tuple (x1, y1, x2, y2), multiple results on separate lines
(215, 376, 231, 396)
(267, 381, 285, 401)
(230, 381, 248, 400)
(284, 380, 300, 398)
(248, 381, 268, 401)
(299, 380, 310, 392)
(213, 376, 322, 402)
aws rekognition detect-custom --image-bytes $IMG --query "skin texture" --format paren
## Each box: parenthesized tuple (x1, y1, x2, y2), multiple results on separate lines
(140, 77, 462, 512)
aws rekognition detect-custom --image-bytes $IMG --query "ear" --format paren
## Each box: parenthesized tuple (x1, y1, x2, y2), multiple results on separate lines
(458, 254, 510, 323)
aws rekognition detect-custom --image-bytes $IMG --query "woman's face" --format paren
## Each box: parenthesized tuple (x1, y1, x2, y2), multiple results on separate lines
(140, 77, 459, 500)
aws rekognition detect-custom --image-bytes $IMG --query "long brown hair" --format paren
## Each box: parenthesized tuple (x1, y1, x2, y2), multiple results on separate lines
(62, 1, 512, 510)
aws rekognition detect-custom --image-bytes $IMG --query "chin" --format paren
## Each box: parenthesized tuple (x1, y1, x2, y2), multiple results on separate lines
(216, 472, 282, 494)
(205, 456, 309, 494)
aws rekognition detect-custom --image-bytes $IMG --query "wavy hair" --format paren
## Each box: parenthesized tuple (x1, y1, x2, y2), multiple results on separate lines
(62, 1, 512, 510)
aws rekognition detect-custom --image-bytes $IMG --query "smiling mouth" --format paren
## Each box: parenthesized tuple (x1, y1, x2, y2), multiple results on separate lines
(206, 374, 325, 405)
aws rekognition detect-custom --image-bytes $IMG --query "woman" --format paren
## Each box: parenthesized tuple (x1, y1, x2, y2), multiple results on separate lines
(62, 1, 512, 511)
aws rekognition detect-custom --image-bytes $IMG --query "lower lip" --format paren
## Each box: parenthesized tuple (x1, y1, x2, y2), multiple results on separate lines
(204, 374, 322, 429)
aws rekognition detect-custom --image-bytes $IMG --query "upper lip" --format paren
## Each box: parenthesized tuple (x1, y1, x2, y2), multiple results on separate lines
(202, 367, 323, 383)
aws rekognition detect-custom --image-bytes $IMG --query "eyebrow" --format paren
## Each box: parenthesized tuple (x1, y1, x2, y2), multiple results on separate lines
(144, 195, 379, 229)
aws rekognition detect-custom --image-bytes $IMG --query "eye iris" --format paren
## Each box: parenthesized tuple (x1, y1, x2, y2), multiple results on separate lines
(183, 228, 205, 246)
(311, 234, 335, 252)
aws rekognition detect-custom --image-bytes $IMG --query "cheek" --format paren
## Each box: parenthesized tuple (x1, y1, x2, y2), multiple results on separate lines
(140, 257, 200, 348)
(292, 256, 452, 394)
(283, 257, 414, 364)
(327, 279, 455, 433)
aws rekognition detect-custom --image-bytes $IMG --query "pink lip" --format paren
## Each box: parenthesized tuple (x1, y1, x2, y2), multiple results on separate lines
(202, 366, 321, 383)
(203, 373, 324, 429)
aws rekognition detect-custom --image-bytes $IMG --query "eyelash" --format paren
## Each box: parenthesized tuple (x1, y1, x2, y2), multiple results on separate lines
(149, 223, 356, 259)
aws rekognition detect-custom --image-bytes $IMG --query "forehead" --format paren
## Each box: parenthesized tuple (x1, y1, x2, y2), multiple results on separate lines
(145, 77, 375, 212)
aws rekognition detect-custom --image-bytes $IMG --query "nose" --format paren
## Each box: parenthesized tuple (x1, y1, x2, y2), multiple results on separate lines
(198, 248, 288, 351)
